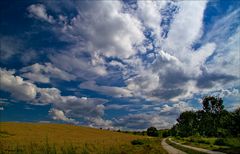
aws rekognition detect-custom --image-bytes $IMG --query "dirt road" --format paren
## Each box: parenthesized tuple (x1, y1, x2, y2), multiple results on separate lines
(169, 138, 226, 154)
(161, 138, 186, 154)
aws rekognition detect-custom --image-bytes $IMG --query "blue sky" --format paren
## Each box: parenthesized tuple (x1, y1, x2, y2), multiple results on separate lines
(0, 0, 239, 130)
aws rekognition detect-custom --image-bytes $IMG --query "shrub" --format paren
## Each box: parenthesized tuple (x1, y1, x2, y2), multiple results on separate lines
(147, 127, 158, 137)
(197, 139, 210, 144)
(214, 138, 226, 146)
(162, 131, 170, 137)
(131, 139, 144, 145)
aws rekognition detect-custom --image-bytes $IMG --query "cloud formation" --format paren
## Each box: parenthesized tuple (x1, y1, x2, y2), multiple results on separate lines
(0, 68, 37, 101)
(27, 4, 55, 23)
(0, 68, 110, 128)
(20, 63, 76, 83)
(0, 0, 239, 130)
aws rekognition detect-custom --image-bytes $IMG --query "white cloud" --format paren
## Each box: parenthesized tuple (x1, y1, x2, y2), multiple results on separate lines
(59, 1, 145, 59)
(207, 26, 240, 78)
(1, 1, 238, 130)
(113, 101, 195, 130)
(0, 68, 110, 127)
(80, 81, 133, 98)
(114, 113, 174, 130)
(163, 1, 207, 59)
(0, 68, 37, 101)
(20, 63, 76, 83)
(50, 52, 107, 80)
(137, 1, 167, 39)
(49, 108, 78, 124)
(27, 4, 55, 23)
(87, 117, 113, 129)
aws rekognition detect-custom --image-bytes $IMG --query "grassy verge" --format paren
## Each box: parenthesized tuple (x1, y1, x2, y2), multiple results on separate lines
(172, 136, 240, 154)
(166, 138, 207, 154)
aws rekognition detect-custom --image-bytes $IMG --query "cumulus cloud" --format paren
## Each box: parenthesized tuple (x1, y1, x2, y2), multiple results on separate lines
(1, 0, 239, 130)
(80, 81, 133, 98)
(58, 1, 145, 59)
(34, 0, 237, 104)
(20, 63, 76, 83)
(0, 68, 37, 101)
(163, 1, 207, 57)
(49, 108, 78, 124)
(50, 52, 107, 80)
(27, 4, 55, 23)
(0, 68, 110, 127)
(137, 1, 167, 39)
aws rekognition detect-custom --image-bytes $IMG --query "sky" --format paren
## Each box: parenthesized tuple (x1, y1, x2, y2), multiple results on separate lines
(0, 0, 239, 130)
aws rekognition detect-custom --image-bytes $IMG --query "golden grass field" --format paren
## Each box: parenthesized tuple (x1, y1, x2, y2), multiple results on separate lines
(0, 122, 167, 154)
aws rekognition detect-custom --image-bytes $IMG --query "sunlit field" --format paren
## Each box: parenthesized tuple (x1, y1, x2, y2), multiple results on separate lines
(0, 122, 167, 154)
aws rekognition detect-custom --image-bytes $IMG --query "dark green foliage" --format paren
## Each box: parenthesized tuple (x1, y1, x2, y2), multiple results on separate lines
(147, 127, 158, 137)
(214, 138, 226, 146)
(197, 139, 210, 144)
(171, 96, 240, 137)
(202, 96, 224, 114)
(230, 108, 240, 136)
(176, 111, 198, 137)
(131, 139, 144, 145)
(162, 131, 170, 137)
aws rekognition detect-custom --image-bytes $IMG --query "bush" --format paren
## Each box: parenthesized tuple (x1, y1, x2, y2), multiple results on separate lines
(214, 138, 226, 146)
(131, 139, 144, 145)
(147, 127, 158, 137)
(162, 131, 170, 137)
(197, 139, 210, 144)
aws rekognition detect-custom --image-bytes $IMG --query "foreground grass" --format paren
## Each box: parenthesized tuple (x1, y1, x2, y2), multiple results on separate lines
(0, 122, 167, 154)
(172, 136, 240, 154)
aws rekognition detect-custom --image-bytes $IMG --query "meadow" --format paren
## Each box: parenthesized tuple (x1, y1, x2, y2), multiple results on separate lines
(0, 122, 167, 154)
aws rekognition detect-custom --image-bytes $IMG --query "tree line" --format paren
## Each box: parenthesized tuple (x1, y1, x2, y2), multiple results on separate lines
(169, 96, 240, 137)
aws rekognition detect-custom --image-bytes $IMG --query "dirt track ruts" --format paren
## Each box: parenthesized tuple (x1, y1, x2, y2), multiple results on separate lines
(161, 138, 186, 154)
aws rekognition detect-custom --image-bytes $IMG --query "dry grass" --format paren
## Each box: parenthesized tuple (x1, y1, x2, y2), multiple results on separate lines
(0, 122, 167, 154)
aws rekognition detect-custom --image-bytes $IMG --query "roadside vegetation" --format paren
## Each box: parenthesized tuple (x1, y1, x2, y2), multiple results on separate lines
(172, 136, 240, 154)
(165, 138, 206, 154)
(167, 96, 240, 154)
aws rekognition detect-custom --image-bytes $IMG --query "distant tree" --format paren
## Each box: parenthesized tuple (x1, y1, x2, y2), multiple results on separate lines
(147, 127, 158, 137)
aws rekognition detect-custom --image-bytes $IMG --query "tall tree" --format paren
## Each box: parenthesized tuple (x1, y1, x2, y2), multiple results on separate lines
(202, 96, 224, 114)
(176, 111, 197, 137)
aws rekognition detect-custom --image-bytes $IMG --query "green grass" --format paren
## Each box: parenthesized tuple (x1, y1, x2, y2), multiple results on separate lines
(172, 136, 240, 154)
(166, 139, 207, 154)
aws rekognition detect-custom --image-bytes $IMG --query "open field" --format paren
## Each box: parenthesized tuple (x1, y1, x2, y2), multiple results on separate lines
(0, 122, 167, 154)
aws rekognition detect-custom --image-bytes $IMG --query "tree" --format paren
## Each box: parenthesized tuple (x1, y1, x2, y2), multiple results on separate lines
(230, 107, 240, 136)
(175, 111, 197, 137)
(147, 127, 158, 137)
(202, 96, 224, 114)
(171, 96, 239, 137)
